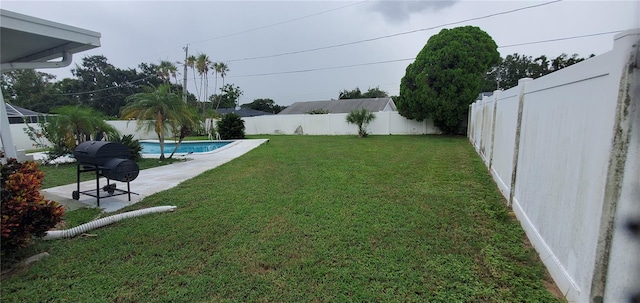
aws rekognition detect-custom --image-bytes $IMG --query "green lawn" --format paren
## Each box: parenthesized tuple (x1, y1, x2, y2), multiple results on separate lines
(1, 136, 559, 302)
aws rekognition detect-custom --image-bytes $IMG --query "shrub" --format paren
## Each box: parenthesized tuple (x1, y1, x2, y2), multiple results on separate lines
(216, 113, 245, 139)
(112, 134, 143, 161)
(1, 159, 65, 256)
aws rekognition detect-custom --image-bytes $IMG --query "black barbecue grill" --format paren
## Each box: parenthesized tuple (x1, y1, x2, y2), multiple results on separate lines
(72, 141, 139, 206)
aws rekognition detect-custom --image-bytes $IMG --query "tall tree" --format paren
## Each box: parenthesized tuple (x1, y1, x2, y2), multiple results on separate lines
(186, 55, 199, 102)
(211, 62, 230, 109)
(195, 54, 211, 116)
(240, 98, 285, 113)
(339, 87, 362, 99)
(157, 60, 179, 84)
(121, 84, 193, 160)
(71, 55, 144, 117)
(397, 26, 500, 134)
(211, 84, 243, 109)
(482, 53, 595, 91)
(362, 87, 389, 98)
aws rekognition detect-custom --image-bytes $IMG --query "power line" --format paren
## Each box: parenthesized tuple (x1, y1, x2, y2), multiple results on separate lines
(140, 0, 370, 62)
(226, 30, 621, 79)
(51, 29, 621, 95)
(225, 0, 564, 63)
(53, 76, 154, 96)
(190, 0, 370, 45)
(231, 58, 415, 78)
(498, 30, 622, 49)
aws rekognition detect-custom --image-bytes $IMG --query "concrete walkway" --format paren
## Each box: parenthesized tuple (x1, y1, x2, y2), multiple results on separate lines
(39, 139, 269, 212)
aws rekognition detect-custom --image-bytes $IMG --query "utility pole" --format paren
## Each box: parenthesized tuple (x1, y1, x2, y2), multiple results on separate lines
(182, 45, 188, 103)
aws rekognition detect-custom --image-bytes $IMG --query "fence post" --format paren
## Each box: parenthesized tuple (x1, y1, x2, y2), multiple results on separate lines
(508, 78, 533, 207)
(589, 30, 640, 303)
(487, 90, 501, 169)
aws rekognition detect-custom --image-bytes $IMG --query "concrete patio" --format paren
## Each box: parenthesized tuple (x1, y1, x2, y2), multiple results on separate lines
(39, 139, 268, 212)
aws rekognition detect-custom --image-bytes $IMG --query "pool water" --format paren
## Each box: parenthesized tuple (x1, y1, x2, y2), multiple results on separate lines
(140, 141, 233, 154)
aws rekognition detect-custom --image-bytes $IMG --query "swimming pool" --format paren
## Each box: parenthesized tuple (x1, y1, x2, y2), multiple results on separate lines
(140, 140, 234, 155)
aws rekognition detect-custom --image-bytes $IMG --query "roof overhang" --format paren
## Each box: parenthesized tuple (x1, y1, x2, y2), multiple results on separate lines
(0, 9, 101, 160)
(0, 9, 101, 72)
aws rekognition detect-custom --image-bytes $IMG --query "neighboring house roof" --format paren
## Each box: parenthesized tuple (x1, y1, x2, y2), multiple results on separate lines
(216, 107, 275, 117)
(278, 97, 397, 115)
(5, 103, 41, 117)
(5, 103, 47, 124)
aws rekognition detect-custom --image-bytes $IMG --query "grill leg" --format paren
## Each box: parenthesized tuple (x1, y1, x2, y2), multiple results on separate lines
(95, 165, 100, 207)
(76, 164, 81, 196)
(127, 181, 131, 201)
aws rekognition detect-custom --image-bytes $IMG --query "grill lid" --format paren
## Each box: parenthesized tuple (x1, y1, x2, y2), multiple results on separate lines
(74, 141, 131, 165)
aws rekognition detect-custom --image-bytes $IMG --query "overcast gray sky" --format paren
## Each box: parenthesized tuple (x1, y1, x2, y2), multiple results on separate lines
(2, 0, 639, 106)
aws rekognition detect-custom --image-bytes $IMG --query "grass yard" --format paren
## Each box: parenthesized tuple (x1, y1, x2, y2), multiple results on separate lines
(1, 136, 560, 302)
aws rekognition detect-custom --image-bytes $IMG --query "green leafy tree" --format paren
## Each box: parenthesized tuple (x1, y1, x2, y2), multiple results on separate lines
(339, 87, 363, 99)
(121, 84, 192, 160)
(481, 52, 595, 91)
(362, 87, 389, 98)
(0, 69, 74, 113)
(240, 98, 285, 113)
(346, 108, 376, 138)
(216, 113, 245, 139)
(71, 55, 145, 117)
(397, 26, 500, 134)
(211, 84, 243, 109)
(340, 87, 389, 99)
(0, 70, 55, 107)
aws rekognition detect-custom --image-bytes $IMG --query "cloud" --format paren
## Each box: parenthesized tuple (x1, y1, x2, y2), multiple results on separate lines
(370, 0, 459, 23)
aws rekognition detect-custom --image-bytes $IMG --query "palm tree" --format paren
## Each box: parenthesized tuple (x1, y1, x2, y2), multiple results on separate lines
(186, 55, 199, 101)
(210, 62, 222, 108)
(195, 54, 211, 116)
(50, 105, 120, 146)
(167, 106, 200, 159)
(121, 84, 193, 160)
(346, 108, 376, 138)
(158, 60, 178, 84)
(212, 62, 230, 110)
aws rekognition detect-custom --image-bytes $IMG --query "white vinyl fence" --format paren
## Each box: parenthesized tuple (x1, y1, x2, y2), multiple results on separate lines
(468, 29, 639, 303)
(4, 119, 161, 152)
(5, 110, 439, 152)
(242, 111, 440, 135)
